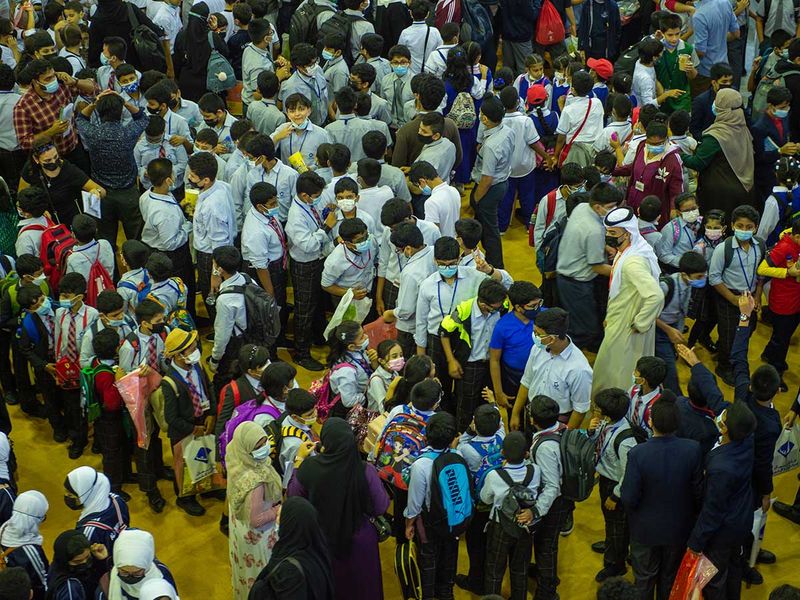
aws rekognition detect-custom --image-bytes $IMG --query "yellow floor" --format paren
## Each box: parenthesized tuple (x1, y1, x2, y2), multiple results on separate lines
(13, 213, 800, 599)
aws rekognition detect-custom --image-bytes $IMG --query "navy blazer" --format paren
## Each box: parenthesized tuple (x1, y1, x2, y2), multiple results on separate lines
(690, 89, 716, 140)
(677, 363, 729, 457)
(752, 114, 789, 197)
(621, 436, 703, 547)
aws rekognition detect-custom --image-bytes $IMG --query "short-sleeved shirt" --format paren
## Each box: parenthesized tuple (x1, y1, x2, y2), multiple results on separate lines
(691, 0, 740, 77)
(556, 202, 607, 281)
(423, 183, 460, 238)
(519, 339, 593, 415)
(489, 312, 535, 372)
(472, 122, 516, 184)
(555, 96, 605, 143)
(248, 100, 287, 137)
(708, 237, 764, 292)
(502, 111, 541, 178)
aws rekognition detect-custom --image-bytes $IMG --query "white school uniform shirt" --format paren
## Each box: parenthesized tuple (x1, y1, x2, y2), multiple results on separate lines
(242, 43, 274, 105)
(594, 120, 633, 153)
(503, 111, 541, 178)
(241, 207, 286, 269)
(148, 278, 186, 315)
(321, 239, 376, 292)
(377, 217, 440, 289)
(285, 197, 334, 263)
(58, 48, 86, 75)
(119, 327, 167, 373)
(64, 240, 115, 281)
(467, 297, 502, 361)
(364, 56, 392, 96)
(212, 272, 248, 361)
(192, 180, 237, 254)
(15, 217, 48, 257)
(240, 160, 298, 225)
(355, 185, 394, 229)
(757, 186, 788, 241)
(271, 122, 331, 171)
(79, 317, 136, 368)
(139, 190, 190, 252)
(248, 99, 287, 137)
(0, 91, 19, 151)
(397, 21, 443, 74)
(331, 208, 379, 242)
(54, 304, 99, 362)
(325, 115, 373, 163)
(480, 463, 541, 520)
(423, 182, 460, 238)
(380, 70, 414, 128)
(197, 112, 237, 154)
(632, 61, 658, 107)
(134, 138, 188, 189)
(224, 149, 248, 185)
(533, 188, 566, 248)
(0, 45, 15, 69)
(318, 174, 357, 209)
(416, 137, 456, 183)
(423, 43, 457, 79)
(278, 67, 330, 127)
(322, 56, 350, 95)
(514, 73, 553, 109)
(174, 98, 202, 129)
(153, 2, 182, 52)
(162, 109, 193, 142)
(279, 414, 318, 486)
(116, 267, 148, 317)
(519, 338, 592, 415)
(555, 96, 605, 144)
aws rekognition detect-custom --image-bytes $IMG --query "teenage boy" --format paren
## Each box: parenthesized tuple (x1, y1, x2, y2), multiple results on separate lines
(242, 18, 275, 116)
(143, 82, 194, 155)
(321, 217, 376, 302)
(116, 240, 150, 318)
(325, 87, 372, 163)
(357, 33, 392, 95)
(708, 205, 765, 386)
(97, 36, 127, 91)
(362, 130, 412, 201)
(397, 0, 442, 74)
(654, 13, 698, 113)
(240, 134, 299, 224)
(655, 251, 709, 394)
(408, 161, 460, 237)
(248, 71, 287, 137)
(423, 22, 459, 79)
(64, 215, 115, 282)
(554, 71, 605, 167)
(285, 171, 335, 371)
(354, 158, 394, 228)
(209, 246, 249, 389)
(271, 92, 331, 170)
(349, 62, 393, 124)
(415, 111, 457, 184)
(277, 388, 320, 483)
(751, 86, 795, 201)
(331, 177, 380, 241)
(279, 43, 329, 127)
(15, 188, 51, 259)
(628, 356, 667, 438)
(455, 218, 485, 267)
(80, 290, 136, 368)
(197, 93, 237, 155)
(134, 117, 188, 192)
(382, 45, 414, 130)
(321, 32, 350, 94)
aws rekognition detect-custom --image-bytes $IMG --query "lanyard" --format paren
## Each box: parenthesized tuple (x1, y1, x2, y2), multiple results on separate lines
(436, 278, 459, 318)
(347, 352, 373, 376)
(293, 199, 322, 230)
(288, 129, 310, 156)
(299, 73, 321, 100)
(261, 163, 280, 187)
(598, 421, 623, 460)
(344, 246, 371, 269)
(735, 246, 757, 291)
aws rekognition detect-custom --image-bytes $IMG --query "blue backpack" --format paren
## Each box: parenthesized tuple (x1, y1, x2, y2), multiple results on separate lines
(118, 271, 152, 305)
(422, 450, 474, 538)
(460, 0, 493, 47)
(468, 434, 504, 494)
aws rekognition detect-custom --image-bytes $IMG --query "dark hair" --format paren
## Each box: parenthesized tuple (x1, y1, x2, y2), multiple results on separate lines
(59, 272, 87, 296)
(198, 91, 226, 114)
(659, 12, 682, 31)
(380, 198, 412, 227)
(597, 577, 640, 600)
(351, 62, 376, 87)
(535, 307, 569, 338)
(710, 62, 734, 80)
(329, 144, 351, 173)
(146, 157, 173, 187)
(589, 182, 623, 207)
(393, 355, 434, 407)
(17, 284, 43, 310)
(95, 290, 124, 315)
(139, 70, 167, 94)
(250, 182, 277, 207)
(338, 217, 368, 242)
(390, 222, 424, 249)
(611, 93, 632, 120)
(334, 177, 359, 197)
(529, 395, 559, 429)
(440, 22, 460, 42)
(286, 388, 316, 415)
(767, 85, 792, 106)
(135, 298, 164, 323)
(376, 339, 401, 362)
(474, 404, 501, 437)
(507, 281, 541, 307)
(93, 327, 120, 360)
(502, 430, 528, 463)
(238, 344, 270, 372)
(477, 278, 507, 306)
(645, 120, 668, 140)
(0, 64, 14, 92)
(595, 388, 631, 422)
(195, 131, 219, 148)
(0, 567, 32, 600)
(71, 214, 97, 244)
(257, 70, 280, 98)
(145, 252, 173, 282)
(230, 119, 253, 143)
(410, 378, 442, 411)
(433, 236, 461, 261)
(212, 245, 241, 274)
(323, 31, 346, 52)
(248, 18, 272, 44)
(594, 150, 617, 174)
(751, 364, 781, 402)
(122, 239, 149, 269)
(247, 133, 276, 161)
(145, 115, 166, 138)
(388, 44, 412, 61)
(296, 171, 326, 197)
(327, 320, 362, 366)
(103, 36, 127, 61)
(769, 585, 800, 600)
(668, 109, 690, 136)
(443, 45, 473, 92)
(419, 78, 446, 111)
(677, 251, 707, 275)
(499, 85, 520, 110)
(611, 72, 632, 95)
(16, 187, 49, 217)
(354, 158, 380, 188)
(572, 71, 593, 96)
(674, 192, 696, 212)
(145, 80, 172, 107)
(636, 356, 667, 388)
(724, 401, 757, 441)
(638, 195, 662, 222)
(284, 92, 312, 111)
(420, 111, 445, 136)
(481, 96, 505, 123)
(16, 254, 43, 277)
(560, 163, 584, 186)
(95, 93, 124, 122)
(335, 86, 357, 114)
(639, 38, 664, 63)
(426, 411, 456, 449)
(260, 361, 297, 399)
(360, 33, 384, 57)
(731, 204, 760, 226)
(454, 218, 482, 249)
(362, 130, 388, 159)
(188, 152, 219, 182)
(651, 391, 680, 434)
(233, 1, 253, 24)
(408, 161, 437, 186)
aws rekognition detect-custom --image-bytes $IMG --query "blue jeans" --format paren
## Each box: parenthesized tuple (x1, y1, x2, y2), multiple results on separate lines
(499, 171, 537, 232)
(654, 326, 681, 396)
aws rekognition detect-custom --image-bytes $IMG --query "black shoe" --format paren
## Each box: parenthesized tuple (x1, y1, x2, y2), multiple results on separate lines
(204, 332, 215, 342)
(123, 474, 138, 485)
(112, 489, 132, 502)
(714, 366, 735, 387)
(68, 445, 84, 460)
(296, 356, 325, 372)
(779, 378, 789, 393)
(560, 512, 573, 536)
(773, 501, 800, 525)
(53, 431, 68, 443)
(201, 489, 226, 501)
(176, 496, 205, 516)
(742, 567, 763, 586)
(700, 338, 718, 353)
(22, 404, 47, 419)
(4, 392, 18, 406)
(527, 564, 560, 586)
(595, 565, 626, 583)
(158, 467, 175, 482)
(91, 441, 101, 454)
(148, 492, 166, 513)
(756, 548, 776, 565)
(591, 540, 606, 554)
(220, 514, 229, 536)
(454, 574, 484, 595)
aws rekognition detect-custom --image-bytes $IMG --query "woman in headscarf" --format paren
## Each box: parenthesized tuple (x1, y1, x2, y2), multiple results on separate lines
(138, 579, 179, 600)
(87, 0, 166, 70)
(227, 421, 283, 599)
(107, 530, 176, 600)
(64, 467, 130, 560)
(0, 432, 16, 525)
(288, 418, 390, 600)
(680, 88, 756, 215)
(173, 2, 229, 101)
(0, 491, 50, 600)
(591, 207, 665, 396)
(248, 497, 334, 600)
(46, 530, 109, 600)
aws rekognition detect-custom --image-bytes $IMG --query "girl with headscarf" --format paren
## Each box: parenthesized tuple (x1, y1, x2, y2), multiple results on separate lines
(226, 421, 283, 599)
(288, 418, 390, 600)
(138, 578, 179, 600)
(591, 207, 665, 396)
(0, 432, 16, 525)
(248, 497, 334, 600)
(64, 467, 130, 560)
(87, 0, 166, 70)
(107, 530, 176, 600)
(0, 491, 50, 600)
(46, 530, 109, 600)
(681, 88, 756, 216)
(173, 2, 229, 101)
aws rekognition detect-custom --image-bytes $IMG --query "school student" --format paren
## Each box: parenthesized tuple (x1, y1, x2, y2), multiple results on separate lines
(214, 343, 272, 438)
(133, 117, 188, 192)
(64, 215, 115, 282)
(116, 240, 150, 318)
(408, 161, 460, 237)
(248, 71, 287, 137)
(331, 176, 380, 242)
(14, 188, 51, 259)
(354, 158, 395, 227)
(241, 18, 275, 115)
(367, 340, 404, 412)
(279, 43, 330, 127)
(79, 290, 136, 369)
(321, 32, 350, 94)
(349, 62, 393, 124)
(325, 88, 372, 163)
(321, 218, 376, 303)
(271, 92, 332, 170)
(276, 389, 320, 485)
(423, 22, 459, 79)
(657, 193, 703, 271)
(325, 321, 377, 420)
(628, 356, 667, 438)
(637, 195, 663, 249)
(143, 82, 194, 155)
(382, 45, 415, 130)
(197, 93, 237, 155)
(223, 124, 257, 187)
(532, 163, 584, 249)
(414, 111, 457, 184)
(554, 71, 605, 168)
(455, 218, 485, 267)
(593, 95, 633, 154)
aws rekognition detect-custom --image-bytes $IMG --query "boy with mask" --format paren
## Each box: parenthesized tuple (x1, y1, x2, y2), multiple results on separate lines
(197, 92, 237, 155)
(241, 18, 275, 116)
(134, 117, 188, 192)
(321, 217, 376, 303)
(381, 45, 414, 130)
(657, 192, 703, 271)
(80, 290, 137, 368)
(278, 43, 329, 127)
(321, 32, 350, 95)
(143, 82, 194, 155)
(271, 92, 331, 170)
(330, 177, 380, 241)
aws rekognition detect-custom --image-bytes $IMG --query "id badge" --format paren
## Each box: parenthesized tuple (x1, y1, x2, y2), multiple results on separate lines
(635, 181, 645, 192)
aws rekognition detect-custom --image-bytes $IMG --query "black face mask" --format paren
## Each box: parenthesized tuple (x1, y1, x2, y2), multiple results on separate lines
(605, 234, 624, 248)
(63, 495, 82, 511)
(146, 106, 162, 115)
(167, 97, 179, 109)
(417, 133, 433, 145)
(70, 558, 93, 575)
(349, 80, 362, 92)
(203, 118, 218, 128)
(150, 323, 166, 335)
(118, 573, 145, 585)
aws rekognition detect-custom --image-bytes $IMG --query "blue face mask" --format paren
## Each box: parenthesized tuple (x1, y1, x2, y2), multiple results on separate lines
(711, 103, 718, 116)
(600, 174, 612, 183)
(532, 333, 548, 350)
(354, 237, 371, 253)
(438, 264, 458, 278)
(321, 50, 335, 61)
(35, 297, 52, 315)
(122, 80, 139, 94)
(646, 144, 665, 154)
(688, 277, 707, 289)
(774, 108, 789, 118)
(392, 65, 409, 77)
(100, 53, 111, 66)
(421, 185, 432, 195)
(734, 228, 753, 242)
(43, 78, 59, 94)
(106, 318, 126, 327)
(265, 207, 280, 218)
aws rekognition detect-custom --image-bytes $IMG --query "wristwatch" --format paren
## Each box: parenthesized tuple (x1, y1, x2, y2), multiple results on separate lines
(739, 313, 750, 322)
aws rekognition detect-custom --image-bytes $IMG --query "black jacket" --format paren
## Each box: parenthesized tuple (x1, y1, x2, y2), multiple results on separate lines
(163, 364, 215, 443)
(775, 58, 800, 140)
(676, 363, 729, 457)
(500, 0, 538, 42)
(87, 0, 164, 69)
(621, 436, 703, 547)
(17, 312, 50, 370)
(751, 113, 789, 198)
(690, 89, 715, 140)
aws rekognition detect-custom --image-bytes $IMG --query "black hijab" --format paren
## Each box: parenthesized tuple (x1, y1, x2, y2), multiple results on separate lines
(296, 418, 370, 556)
(264, 497, 334, 599)
(90, 0, 128, 24)
(184, 2, 213, 68)
(46, 530, 97, 600)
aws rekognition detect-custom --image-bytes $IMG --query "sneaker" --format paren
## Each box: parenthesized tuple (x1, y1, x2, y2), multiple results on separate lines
(158, 467, 175, 482)
(296, 356, 325, 372)
(147, 492, 166, 513)
(560, 512, 574, 536)
(773, 501, 800, 525)
(742, 567, 763, 586)
(201, 489, 226, 501)
(591, 540, 606, 554)
(22, 404, 47, 419)
(779, 378, 789, 393)
(595, 565, 626, 583)
(756, 549, 776, 565)
(454, 574, 483, 595)
(91, 441, 101, 454)
(714, 366, 735, 387)
(176, 496, 205, 516)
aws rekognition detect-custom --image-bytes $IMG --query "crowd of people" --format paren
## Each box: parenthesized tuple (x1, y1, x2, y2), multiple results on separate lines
(0, 0, 797, 598)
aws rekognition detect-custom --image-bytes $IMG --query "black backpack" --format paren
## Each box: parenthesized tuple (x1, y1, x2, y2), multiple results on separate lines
(540, 214, 567, 275)
(316, 11, 365, 66)
(722, 236, 767, 269)
(614, 39, 643, 77)
(496, 467, 538, 539)
(289, 0, 335, 48)
(660, 274, 676, 306)
(532, 428, 597, 502)
(613, 419, 649, 457)
(218, 275, 281, 348)
(127, 4, 166, 72)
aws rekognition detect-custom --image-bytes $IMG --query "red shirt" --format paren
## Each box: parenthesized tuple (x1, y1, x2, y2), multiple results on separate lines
(95, 368, 124, 412)
(12, 83, 78, 154)
(766, 233, 800, 315)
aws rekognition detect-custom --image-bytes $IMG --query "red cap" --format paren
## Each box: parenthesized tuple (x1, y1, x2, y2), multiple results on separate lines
(587, 58, 614, 81)
(526, 84, 548, 107)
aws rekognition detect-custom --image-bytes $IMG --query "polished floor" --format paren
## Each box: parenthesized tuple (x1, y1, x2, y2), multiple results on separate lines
(13, 213, 800, 599)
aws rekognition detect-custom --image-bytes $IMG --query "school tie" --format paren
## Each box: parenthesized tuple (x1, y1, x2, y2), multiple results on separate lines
(309, 205, 323, 228)
(185, 370, 204, 417)
(147, 336, 159, 371)
(43, 314, 54, 354)
(108, 70, 116, 90)
(158, 145, 166, 159)
(269, 216, 288, 269)
(65, 315, 78, 362)
(595, 422, 609, 465)
(393, 77, 404, 121)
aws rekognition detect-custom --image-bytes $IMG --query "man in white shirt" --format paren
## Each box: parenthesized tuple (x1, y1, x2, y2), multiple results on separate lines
(153, 0, 182, 53)
(397, 1, 443, 73)
(408, 161, 460, 237)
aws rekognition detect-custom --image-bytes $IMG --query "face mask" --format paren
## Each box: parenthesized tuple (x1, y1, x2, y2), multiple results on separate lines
(42, 78, 59, 94)
(321, 50, 335, 61)
(605, 234, 624, 248)
(185, 349, 201, 364)
(40, 159, 62, 172)
(779, 49, 789, 58)
(146, 106, 162, 115)
(774, 108, 789, 118)
(714, 413, 725, 434)
(387, 357, 405, 372)
(63, 495, 82, 510)
(299, 413, 317, 426)
(203, 118, 218, 128)
(265, 207, 280, 218)
(59, 296, 76, 309)
(438, 265, 458, 278)
(118, 573, 145, 585)
(599, 174, 612, 183)
(70, 559, 92, 575)
(417, 133, 433, 145)
(734, 228, 753, 242)
(212, 267, 221, 277)
(705, 229, 723, 241)
(106, 318, 126, 327)
(121, 80, 139, 94)
(354, 238, 371, 253)
(150, 323, 165, 335)
(421, 185, 432, 195)
(523, 307, 540, 320)
(32, 274, 46, 285)
(357, 337, 370, 351)
(681, 209, 700, 224)
(662, 39, 677, 50)
(337, 198, 356, 212)
(532, 334, 548, 350)
(35, 297, 52, 315)
(392, 65, 409, 77)
(291, 119, 310, 130)
(646, 144, 665, 154)
(100, 53, 111, 65)
(688, 277, 707, 289)
(251, 444, 271, 461)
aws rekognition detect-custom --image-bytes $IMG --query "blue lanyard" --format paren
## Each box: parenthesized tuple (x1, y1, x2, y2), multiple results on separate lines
(288, 130, 309, 156)
(599, 422, 623, 459)
(299, 74, 321, 100)
(735, 246, 757, 291)
(293, 199, 321, 228)
(436, 278, 459, 318)
(260, 164, 280, 186)
(347, 352, 372, 375)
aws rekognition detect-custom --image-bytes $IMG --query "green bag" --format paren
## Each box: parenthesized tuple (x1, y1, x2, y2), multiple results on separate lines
(80, 363, 115, 423)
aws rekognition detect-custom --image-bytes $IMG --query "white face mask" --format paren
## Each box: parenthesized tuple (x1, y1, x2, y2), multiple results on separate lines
(32, 274, 46, 285)
(337, 198, 356, 212)
(251, 443, 271, 461)
(682, 209, 700, 224)
(185, 349, 202, 365)
(705, 229, 723, 241)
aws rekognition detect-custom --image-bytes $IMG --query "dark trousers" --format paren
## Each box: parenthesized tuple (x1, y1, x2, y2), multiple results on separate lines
(455, 359, 489, 432)
(727, 24, 748, 89)
(533, 496, 569, 600)
(428, 334, 454, 415)
(397, 329, 416, 362)
(654, 326, 681, 396)
(135, 425, 164, 495)
(0, 332, 15, 397)
(599, 475, 629, 569)
(14, 339, 37, 414)
(541, 276, 559, 309)
(376, 2, 411, 54)
(0, 149, 27, 199)
(196, 250, 216, 321)
(289, 257, 326, 357)
(472, 181, 507, 269)
(630, 540, 684, 600)
(762, 311, 800, 373)
(95, 410, 130, 488)
(382, 282, 399, 311)
(499, 171, 536, 232)
(97, 185, 143, 247)
(162, 242, 196, 320)
(419, 535, 459, 600)
(556, 275, 603, 352)
(715, 292, 756, 372)
(212, 335, 243, 400)
(411, 192, 425, 220)
(53, 386, 86, 449)
(703, 538, 745, 600)
(265, 262, 290, 345)
(485, 519, 533, 600)
(465, 508, 490, 591)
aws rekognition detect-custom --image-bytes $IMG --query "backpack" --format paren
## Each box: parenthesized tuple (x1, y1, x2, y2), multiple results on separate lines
(118, 271, 152, 306)
(467, 434, 504, 494)
(529, 189, 558, 247)
(722, 236, 767, 270)
(127, 3, 166, 73)
(219, 397, 283, 465)
(375, 409, 428, 490)
(316, 11, 364, 66)
(124, 330, 168, 370)
(614, 40, 642, 78)
(449, 91, 477, 129)
(422, 449, 474, 538)
(217, 275, 281, 347)
(206, 31, 236, 93)
(459, 0, 493, 47)
(309, 362, 357, 422)
(148, 279, 196, 332)
(32, 222, 74, 292)
(532, 428, 596, 502)
(0, 257, 18, 304)
(289, 0, 334, 48)
(85, 246, 114, 307)
(83, 495, 127, 542)
(613, 419, 648, 457)
(80, 362, 115, 423)
(267, 413, 313, 475)
(534, 0, 565, 46)
(538, 214, 567, 276)
(394, 541, 423, 600)
(496, 466, 538, 539)
(660, 274, 676, 306)
(751, 62, 800, 120)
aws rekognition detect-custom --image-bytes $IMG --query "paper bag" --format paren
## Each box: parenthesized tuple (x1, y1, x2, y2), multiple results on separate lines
(173, 434, 226, 496)
(363, 317, 398, 349)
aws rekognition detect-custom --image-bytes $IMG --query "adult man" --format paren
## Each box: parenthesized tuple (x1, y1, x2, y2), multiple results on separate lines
(691, 0, 740, 95)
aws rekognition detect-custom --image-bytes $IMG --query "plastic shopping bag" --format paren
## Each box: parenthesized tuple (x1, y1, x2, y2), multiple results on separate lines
(748, 504, 773, 567)
(363, 317, 398, 350)
(182, 434, 217, 483)
(115, 369, 162, 450)
(173, 435, 226, 496)
(773, 423, 800, 474)
(324, 287, 355, 341)
(669, 550, 719, 600)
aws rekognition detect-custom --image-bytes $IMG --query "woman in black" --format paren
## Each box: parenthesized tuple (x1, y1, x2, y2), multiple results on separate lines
(19, 139, 105, 227)
(0, 491, 50, 600)
(174, 2, 228, 102)
(87, 0, 165, 70)
(45, 530, 109, 600)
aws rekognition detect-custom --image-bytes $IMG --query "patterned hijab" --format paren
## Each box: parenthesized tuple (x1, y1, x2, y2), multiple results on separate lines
(226, 422, 283, 522)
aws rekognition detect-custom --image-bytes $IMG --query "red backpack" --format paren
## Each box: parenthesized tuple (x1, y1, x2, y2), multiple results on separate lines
(435, 0, 461, 28)
(34, 222, 76, 293)
(535, 0, 565, 46)
(529, 190, 558, 247)
(85, 244, 114, 307)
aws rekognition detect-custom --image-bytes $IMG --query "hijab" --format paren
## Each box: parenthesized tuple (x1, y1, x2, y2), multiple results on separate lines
(0, 432, 10, 481)
(0, 490, 48, 547)
(139, 579, 179, 600)
(263, 497, 334, 599)
(296, 418, 369, 556)
(703, 88, 754, 191)
(604, 207, 661, 300)
(90, 0, 129, 24)
(66, 466, 112, 521)
(108, 530, 163, 600)
(46, 530, 93, 600)
(184, 2, 213, 68)
(226, 422, 283, 523)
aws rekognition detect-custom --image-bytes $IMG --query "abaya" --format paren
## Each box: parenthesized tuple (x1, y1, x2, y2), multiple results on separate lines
(174, 2, 229, 101)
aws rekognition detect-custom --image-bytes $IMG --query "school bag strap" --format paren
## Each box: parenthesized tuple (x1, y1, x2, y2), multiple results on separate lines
(722, 236, 767, 270)
(217, 379, 241, 418)
(496, 464, 535, 489)
(544, 190, 558, 229)
(558, 99, 593, 167)
(660, 274, 676, 306)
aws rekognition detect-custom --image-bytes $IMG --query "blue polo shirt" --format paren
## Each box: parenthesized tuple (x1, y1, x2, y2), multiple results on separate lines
(489, 311, 538, 372)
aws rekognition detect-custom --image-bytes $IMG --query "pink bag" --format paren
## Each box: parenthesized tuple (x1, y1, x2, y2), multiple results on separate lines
(363, 317, 398, 350)
(116, 369, 162, 449)
(669, 550, 719, 600)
